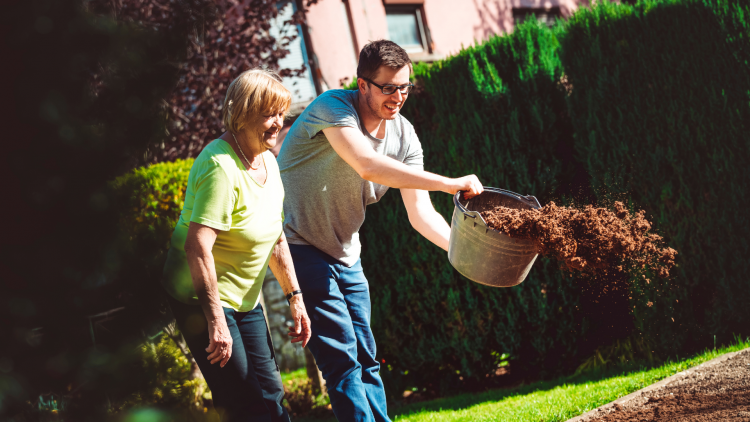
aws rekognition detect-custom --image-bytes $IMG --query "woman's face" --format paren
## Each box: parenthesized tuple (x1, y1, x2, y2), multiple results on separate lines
(249, 110, 285, 150)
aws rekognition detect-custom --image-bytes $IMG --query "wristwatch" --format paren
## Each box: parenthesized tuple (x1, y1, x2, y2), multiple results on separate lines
(286, 290, 303, 301)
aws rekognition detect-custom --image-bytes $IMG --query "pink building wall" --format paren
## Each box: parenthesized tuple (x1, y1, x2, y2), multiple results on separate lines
(304, 0, 360, 89)
(304, 0, 586, 92)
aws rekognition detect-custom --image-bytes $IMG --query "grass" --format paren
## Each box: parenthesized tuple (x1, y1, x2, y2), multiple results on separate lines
(389, 337, 750, 421)
(281, 367, 307, 384)
(293, 337, 750, 422)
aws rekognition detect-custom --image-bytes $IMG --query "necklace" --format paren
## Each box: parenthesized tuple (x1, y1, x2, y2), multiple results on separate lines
(232, 132, 262, 170)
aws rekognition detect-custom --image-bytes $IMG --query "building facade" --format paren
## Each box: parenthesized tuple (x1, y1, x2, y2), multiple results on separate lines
(274, 0, 586, 107)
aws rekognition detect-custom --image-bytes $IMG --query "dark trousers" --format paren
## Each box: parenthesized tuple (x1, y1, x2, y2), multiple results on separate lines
(288, 244, 390, 422)
(168, 296, 290, 422)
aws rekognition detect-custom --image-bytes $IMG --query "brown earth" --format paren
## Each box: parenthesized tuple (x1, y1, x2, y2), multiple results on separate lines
(573, 348, 750, 422)
(480, 201, 676, 278)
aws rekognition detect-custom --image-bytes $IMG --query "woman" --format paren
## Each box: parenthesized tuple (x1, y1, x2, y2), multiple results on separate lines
(162, 69, 311, 422)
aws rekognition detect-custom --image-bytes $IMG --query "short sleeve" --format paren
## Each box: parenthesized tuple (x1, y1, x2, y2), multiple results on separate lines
(190, 159, 236, 231)
(299, 91, 360, 139)
(403, 126, 424, 170)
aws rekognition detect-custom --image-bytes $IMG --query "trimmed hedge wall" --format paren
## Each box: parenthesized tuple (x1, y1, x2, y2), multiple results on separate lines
(359, 0, 750, 395)
(560, 0, 750, 352)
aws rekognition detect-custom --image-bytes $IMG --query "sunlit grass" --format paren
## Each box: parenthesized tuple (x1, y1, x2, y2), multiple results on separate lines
(390, 337, 750, 422)
(281, 367, 307, 384)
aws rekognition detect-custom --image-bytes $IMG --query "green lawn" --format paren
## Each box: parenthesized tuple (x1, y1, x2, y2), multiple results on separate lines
(390, 338, 750, 421)
(281, 367, 308, 384)
(294, 337, 749, 422)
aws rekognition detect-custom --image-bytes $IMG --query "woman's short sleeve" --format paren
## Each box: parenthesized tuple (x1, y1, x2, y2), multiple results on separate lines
(190, 159, 235, 231)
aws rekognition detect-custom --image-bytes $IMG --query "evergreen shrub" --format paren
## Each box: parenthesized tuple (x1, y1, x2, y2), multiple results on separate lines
(109, 158, 194, 279)
(362, 0, 750, 396)
(560, 0, 750, 355)
(100, 159, 194, 363)
(115, 333, 206, 410)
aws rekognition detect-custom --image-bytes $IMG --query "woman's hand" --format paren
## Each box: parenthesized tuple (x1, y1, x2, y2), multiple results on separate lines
(206, 317, 233, 367)
(287, 295, 312, 347)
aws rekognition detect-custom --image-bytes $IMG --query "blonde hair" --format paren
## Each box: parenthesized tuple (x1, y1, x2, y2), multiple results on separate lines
(222, 68, 292, 134)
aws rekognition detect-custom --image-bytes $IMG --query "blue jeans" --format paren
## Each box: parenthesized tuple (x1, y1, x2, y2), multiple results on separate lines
(289, 244, 390, 422)
(168, 296, 289, 422)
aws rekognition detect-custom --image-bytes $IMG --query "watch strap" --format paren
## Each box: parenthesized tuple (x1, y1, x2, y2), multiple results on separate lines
(285, 290, 303, 301)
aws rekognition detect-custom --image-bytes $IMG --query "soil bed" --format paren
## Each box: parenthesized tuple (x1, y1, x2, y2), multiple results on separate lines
(573, 348, 750, 422)
(480, 202, 676, 278)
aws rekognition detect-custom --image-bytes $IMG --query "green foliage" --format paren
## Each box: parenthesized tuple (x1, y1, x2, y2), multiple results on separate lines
(116, 333, 206, 410)
(343, 76, 358, 90)
(109, 158, 194, 276)
(281, 377, 332, 418)
(390, 336, 750, 421)
(575, 335, 656, 374)
(559, 0, 750, 353)
(0, 1, 213, 419)
(362, 0, 750, 397)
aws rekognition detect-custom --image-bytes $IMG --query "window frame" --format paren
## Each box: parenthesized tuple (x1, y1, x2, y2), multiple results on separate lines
(384, 4, 431, 54)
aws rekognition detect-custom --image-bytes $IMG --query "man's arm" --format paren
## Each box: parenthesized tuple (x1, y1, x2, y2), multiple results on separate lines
(400, 188, 451, 251)
(322, 126, 483, 197)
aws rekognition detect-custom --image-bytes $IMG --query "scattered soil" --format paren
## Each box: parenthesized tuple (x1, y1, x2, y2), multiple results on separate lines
(574, 348, 750, 422)
(480, 202, 677, 278)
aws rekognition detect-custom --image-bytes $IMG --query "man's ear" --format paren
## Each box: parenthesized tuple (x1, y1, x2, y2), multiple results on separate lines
(357, 77, 367, 94)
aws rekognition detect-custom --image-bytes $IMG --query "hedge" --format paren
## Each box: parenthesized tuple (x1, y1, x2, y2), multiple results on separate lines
(109, 158, 194, 280)
(359, 0, 750, 396)
(559, 0, 750, 352)
(103, 159, 195, 347)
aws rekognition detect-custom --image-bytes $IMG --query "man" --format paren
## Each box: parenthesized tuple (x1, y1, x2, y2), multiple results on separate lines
(276, 40, 483, 421)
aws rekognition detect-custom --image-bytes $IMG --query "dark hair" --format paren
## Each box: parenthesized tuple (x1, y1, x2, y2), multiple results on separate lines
(356, 40, 412, 80)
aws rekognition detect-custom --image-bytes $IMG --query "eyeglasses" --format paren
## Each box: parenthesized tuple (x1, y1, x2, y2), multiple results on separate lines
(362, 77, 414, 95)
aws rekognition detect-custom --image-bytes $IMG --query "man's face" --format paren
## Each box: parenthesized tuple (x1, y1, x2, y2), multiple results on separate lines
(361, 65, 411, 121)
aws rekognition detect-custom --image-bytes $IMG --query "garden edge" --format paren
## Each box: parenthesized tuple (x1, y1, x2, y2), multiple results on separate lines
(565, 347, 750, 422)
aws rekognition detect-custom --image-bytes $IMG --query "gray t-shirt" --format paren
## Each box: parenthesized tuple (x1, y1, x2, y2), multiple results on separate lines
(277, 89, 424, 266)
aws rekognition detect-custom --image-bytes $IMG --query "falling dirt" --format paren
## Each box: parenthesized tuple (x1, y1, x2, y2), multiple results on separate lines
(480, 202, 677, 278)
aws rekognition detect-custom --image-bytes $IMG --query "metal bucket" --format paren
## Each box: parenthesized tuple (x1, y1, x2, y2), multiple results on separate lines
(448, 188, 542, 287)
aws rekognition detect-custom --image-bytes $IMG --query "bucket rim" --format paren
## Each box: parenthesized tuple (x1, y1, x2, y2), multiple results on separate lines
(454, 187, 542, 216)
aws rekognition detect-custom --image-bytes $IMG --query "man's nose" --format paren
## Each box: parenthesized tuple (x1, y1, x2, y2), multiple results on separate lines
(392, 90, 404, 102)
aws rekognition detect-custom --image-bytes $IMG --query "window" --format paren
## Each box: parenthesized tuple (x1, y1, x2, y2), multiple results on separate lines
(385, 5, 429, 54)
(513, 7, 562, 28)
